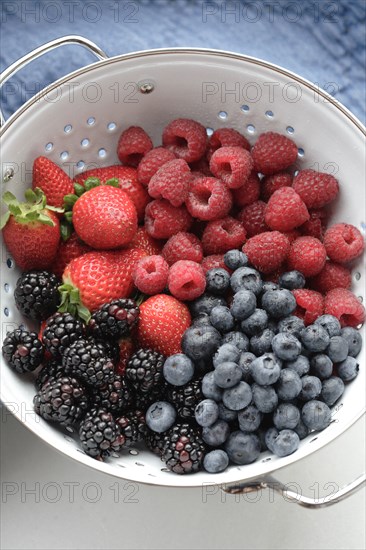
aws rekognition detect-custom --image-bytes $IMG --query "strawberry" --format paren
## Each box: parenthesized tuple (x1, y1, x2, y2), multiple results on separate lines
(127, 227, 164, 255)
(32, 156, 73, 208)
(115, 336, 135, 377)
(50, 232, 91, 279)
(1, 188, 61, 270)
(137, 294, 191, 356)
(74, 166, 150, 221)
(59, 248, 147, 321)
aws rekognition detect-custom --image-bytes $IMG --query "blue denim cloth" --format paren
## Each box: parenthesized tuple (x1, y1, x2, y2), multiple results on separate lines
(0, 0, 365, 122)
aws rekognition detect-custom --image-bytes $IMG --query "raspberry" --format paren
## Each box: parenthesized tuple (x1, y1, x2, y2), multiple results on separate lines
(162, 118, 207, 162)
(237, 200, 268, 237)
(243, 231, 290, 274)
(168, 260, 206, 301)
(133, 255, 169, 295)
(128, 227, 163, 256)
(324, 288, 365, 328)
(201, 254, 231, 274)
(207, 128, 250, 160)
(261, 172, 292, 202)
(148, 159, 191, 207)
(117, 126, 153, 166)
(232, 171, 261, 208)
(324, 223, 365, 264)
(252, 132, 298, 175)
(144, 199, 192, 239)
(209, 146, 253, 189)
(310, 260, 352, 293)
(292, 289, 324, 325)
(189, 157, 212, 176)
(137, 147, 176, 186)
(282, 230, 301, 244)
(265, 187, 309, 231)
(201, 216, 246, 255)
(300, 208, 328, 240)
(293, 169, 339, 209)
(186, 176, 232, 220)
(162, 232, 203, 265)
(287, 236, 327, 277)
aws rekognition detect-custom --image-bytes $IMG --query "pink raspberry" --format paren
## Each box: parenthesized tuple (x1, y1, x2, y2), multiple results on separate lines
(137, 147, 176, 186)
(324, 223, 365, 264)
(292, 289, 324, 326)
(186, 176, 232, 220)
(201, 254, 231, 274)
(310, 260, 352, 293)
(237, 200, 269, 237)
(243, 231, 290, 274)
(324, 288, 365, 328)
(292, 169, 339, 209)
(133, 255, 169, 295)
(168, 260, 206, 301)
(232, 171, 261, 208)
(144, 199, 192, 239)
(117, 126, 153, 167)
(207, 128, 250, 160)
(201, 216, 246, 255)
(162, 232, 203, 265)
(300, 208, 328, 241)
(209, 146, 253, 189)
(162, 118, 207, 163)
(282, 230, 302, 244)
(189, 157, 212, 176)
(148, 159, 191, 207)
(252, 132, 298, 175)
(261, 172, 292, 202)
(265, 187, 310, 231)
(287, 236, 327, 277)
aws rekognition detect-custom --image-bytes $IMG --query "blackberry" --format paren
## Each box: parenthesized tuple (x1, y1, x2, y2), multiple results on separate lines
(93, 374, 134, 413)
(166, 378, 203, 419)
(126, 348, 165, 395)
(42, 312, 84, 358)
(62, 337, 115, 387)
(35, 360, 64, 390)
(92, 338, 120, 365)
(89, 299, 139, 339)
(34, 375, 89, 426)
(116, 410, 147, 447)
(14, 270, 60, 321)
(144, 429, 166, 456)
(2, 329, 44, 373)
(134, 383, 167, 412)
(79, 408, 124, 459)
(162, 423, 206, 474)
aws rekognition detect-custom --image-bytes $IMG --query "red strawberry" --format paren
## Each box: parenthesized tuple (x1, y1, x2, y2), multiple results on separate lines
(115, 336, 135, 377)
(32, 156, 73, 208)
(127, 227, 164, 255)
(1, 188, 60, 270)
(137, 294, 191, 356)
(72, 185, 138, 249)
(50, 232, 91, 278)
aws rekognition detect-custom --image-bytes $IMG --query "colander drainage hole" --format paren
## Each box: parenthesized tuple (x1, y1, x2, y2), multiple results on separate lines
(161, 468, 172, 473)
(81, 138, 90, 147)
(218, 111, 228, 120)
(45, 142, 53, 152)
(4, 307, 9, 317)
(265, 110, 274, 118)
(206, 127, 214, 137)
(310, 437, 318, 443)
(355, 272, 361, 281)
(76, 161, 85, 170)
(98, 148, 107, 158)
(246, 124, 255, 134)
(135, 462, 144, 467)
(241, 105, 250, 112)
(129, 449, 139, 456)
(87, 117, 96, 125)
(107, 122, 117, 131)
(286, 126, 295, 134)
(64, 125, 72, 133)
(358, 296, 363, 303)
(262, 457, 272, 463)
(6, 258, 14, 268)
(298, 148, 305, 157)
(4, 283, 10, 292)
(60, 151, 69, 161)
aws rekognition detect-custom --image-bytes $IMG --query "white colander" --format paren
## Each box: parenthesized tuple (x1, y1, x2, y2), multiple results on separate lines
(1, 36, 365, 507)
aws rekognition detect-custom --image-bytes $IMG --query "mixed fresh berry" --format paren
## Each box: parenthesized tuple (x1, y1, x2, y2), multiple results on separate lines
(1, 119, 364, 476)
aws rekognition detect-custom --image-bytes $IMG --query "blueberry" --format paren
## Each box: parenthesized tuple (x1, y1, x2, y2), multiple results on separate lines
(250, 353, 282, 385)
(300, 324, 330, 352)
(326, 336, 349, 363)
(203, 449, 230, 473)
(190, 293, 227, 316)
(206, 268, 230, 296)
(273, 403, 300, 430)
(267, 318, 279, 334)
(225, 431, 261, 465)
(222, 381, 252, 411)
(210, 306, 235, 333)
(195, 399, 219, 427)
(340, 327, 362, 357)
(241, 309, 268, 336)
(272, 429, 300, 457)
(163, 354, 195, 386)
(261, 281, 279, 294)
(238, 405, 262, 432)
(279, 270, 306, 290)
(314, 314, 341, 337)
(293, 419, 310, 440)
(222, 331, 250, 352)
(230, 267, 263, 296)
(285, 355, 310, 377)
(182, 325, 221, 362)
(238, 351, 256, 382)
(230, 290, 257, 321)
(301, 400, 332, 431)
(276, 368, 302, 401)
(202, 419, 230, 446)
(310, 354, 333, 380)
(202, 371, 223, 402)
(261, 289, 296, 319)
(224, 250, 249, 270)
(218, 402, 238, 422)
(278, 316, 305, 338)
(214, 361, 242, 389)
(321, 376, 345, 406)
(299, 375, 322, 401)
(145, 401, 176, 433)
(264, 427, 279, 453)
(337, 356, 359, 382)
(271, 332, 302, 361)
(213, 343, 240, 367)
(192, 313, 212, 328)
(252, 384, 278, 413)
(250, 328, 275, 356)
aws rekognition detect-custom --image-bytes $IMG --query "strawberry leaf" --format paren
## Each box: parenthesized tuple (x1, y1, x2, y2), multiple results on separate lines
(8, 203, 22, 216)
(47, 205, 64, 213)
(84, 177, 101, 191)
(63, 194, 78, 207)
(0, 211, 10, 229)
(57, 283, 91, 323)
(37, 213, 55, 226)
(2, 191, 17, 205)
(24, 188, 37, 203)
(60, 220, 73, 241)
(64, 211, 73, 223)
(74, 183, 85, 197)
(70, 288, 80, 304)
(77, 304, 91, 324)
(105, 178, 119, 188)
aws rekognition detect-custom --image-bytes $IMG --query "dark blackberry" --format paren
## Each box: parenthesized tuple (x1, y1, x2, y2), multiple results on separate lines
(14, 270, 61, 321)
(144, 429, 166, 456)
(93, 374, 134, 413)
(2, 329, 44, 373)
(166, 378, 203, 419)
(34, 375, 89, 426)
(162, 423, 206, 474)
(134, 383, 167, 412)
(42, 312, 84, 358)
(35, 360, 64, 390)
(87, 337, 120, 365)
(126, 348, 165, 395)
(88, 299, 139, 339)
(79, 408, 124, 459)
(62, 337, 115, 388)
(116, 410, 147, 447)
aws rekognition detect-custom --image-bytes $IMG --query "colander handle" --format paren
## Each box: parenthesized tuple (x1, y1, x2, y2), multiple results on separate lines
(0, 35, 108, 125)
(221, 471, 365, 509)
